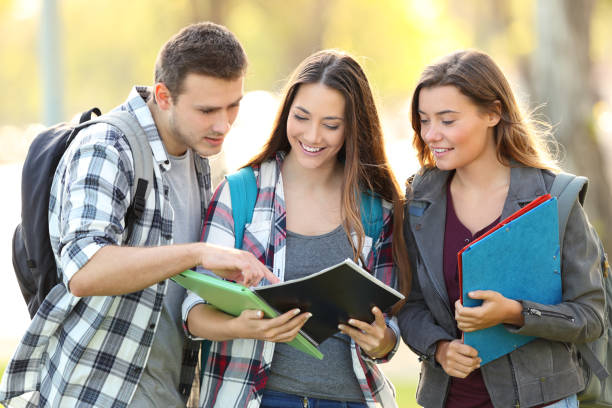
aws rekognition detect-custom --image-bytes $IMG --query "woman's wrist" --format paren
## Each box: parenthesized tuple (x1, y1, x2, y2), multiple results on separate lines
(435, 340, 450, 365)
(503, 299, 525, 327)
(368, 326, 396, 359)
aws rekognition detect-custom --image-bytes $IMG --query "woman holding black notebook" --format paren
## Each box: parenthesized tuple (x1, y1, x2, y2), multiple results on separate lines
(398, 49, 604, 408)
(182, 50, 411, 408)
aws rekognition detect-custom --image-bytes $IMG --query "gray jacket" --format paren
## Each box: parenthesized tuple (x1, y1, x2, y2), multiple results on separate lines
(398, 165, 604, 408)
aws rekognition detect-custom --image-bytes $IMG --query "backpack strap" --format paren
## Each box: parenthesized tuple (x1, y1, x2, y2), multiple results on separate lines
(550, 172, 588, 251)
(360, 191, 383, 248)
(202, 166, 257, 376)
(87, 111, 155, 241)
(550, 173, 608, 382)
(225, 166, 258, 249)
(78, 107, 102, 123)
(224, 168, 384, 255)
(359, 192, 383, 270)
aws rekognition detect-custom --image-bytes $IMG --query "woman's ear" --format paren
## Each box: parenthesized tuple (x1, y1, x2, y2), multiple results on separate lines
(488, 100, 502, 127)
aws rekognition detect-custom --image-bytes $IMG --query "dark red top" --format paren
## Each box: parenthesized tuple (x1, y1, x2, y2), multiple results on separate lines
(443, 181, 560, 408)
(443, 181, 498, 408)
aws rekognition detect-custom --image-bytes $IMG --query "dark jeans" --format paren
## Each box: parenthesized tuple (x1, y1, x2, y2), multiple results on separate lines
(261, 389, 367, 408)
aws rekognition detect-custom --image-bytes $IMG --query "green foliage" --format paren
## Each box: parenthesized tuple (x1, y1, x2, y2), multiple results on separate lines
(592, 0, 612, 61)
(0, 0, 542, 126)
(0, 2, 41, 124)
(0, 0, 610, 133)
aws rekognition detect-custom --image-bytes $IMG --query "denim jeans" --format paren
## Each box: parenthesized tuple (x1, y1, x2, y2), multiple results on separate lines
(261, 389, 367, 408)
(545, 394, 578, 408)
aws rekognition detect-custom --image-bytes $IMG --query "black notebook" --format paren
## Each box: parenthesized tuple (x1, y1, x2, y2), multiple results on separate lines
(253, 258, 404, 345)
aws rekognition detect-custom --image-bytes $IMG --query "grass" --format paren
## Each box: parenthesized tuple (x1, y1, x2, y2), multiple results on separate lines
(393, 379, 419, 407)
(0, 360, 421, 407)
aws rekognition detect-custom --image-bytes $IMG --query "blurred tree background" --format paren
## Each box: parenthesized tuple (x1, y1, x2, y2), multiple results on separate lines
(0, 0, 611, 241)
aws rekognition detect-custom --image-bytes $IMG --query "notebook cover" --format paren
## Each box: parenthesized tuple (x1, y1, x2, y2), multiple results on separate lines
(458, 196, 562, 365)
(254, 258, 404, 345)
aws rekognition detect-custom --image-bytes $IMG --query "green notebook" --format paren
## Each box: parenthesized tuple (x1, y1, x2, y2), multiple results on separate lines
(173, 270, 323, 360)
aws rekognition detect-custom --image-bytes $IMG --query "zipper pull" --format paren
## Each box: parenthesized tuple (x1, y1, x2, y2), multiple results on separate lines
(526, 308, 542, 317)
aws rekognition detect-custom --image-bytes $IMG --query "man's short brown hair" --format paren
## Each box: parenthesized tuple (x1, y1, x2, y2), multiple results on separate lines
(154, 22, 247, 98)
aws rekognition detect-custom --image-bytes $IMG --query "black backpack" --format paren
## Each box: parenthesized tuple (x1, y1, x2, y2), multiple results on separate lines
(551, 173, 612, 406)
(12, 108, 154, 318)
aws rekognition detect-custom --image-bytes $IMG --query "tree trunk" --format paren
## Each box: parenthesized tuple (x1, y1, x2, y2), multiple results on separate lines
(530, 0, 612, 250)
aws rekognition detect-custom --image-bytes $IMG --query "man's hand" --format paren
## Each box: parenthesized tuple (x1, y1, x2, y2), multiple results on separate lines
(198, 243, 279, 286)
(455, 290, 524, 332)
(436, 339, 481, 378)
(338, 306, 395, 359)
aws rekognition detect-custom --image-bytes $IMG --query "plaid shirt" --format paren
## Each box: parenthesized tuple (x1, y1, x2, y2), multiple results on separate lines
(0, 87, 210, 408)
(183, 153, 400, 408)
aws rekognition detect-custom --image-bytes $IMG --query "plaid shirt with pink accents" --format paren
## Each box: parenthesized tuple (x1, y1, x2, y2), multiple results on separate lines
(182, 152, 401, 408)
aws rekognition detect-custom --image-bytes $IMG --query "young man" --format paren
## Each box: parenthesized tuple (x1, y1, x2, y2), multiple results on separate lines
(0, 22, 275, 408)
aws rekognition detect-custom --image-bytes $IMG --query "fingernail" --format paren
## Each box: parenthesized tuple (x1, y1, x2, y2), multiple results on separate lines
(257, 311, 263, 318)
(348, 319, 355, 325)
(306, 313, 312, 319)
(338, 324, 344, 330)
(293, 309, 301, 315)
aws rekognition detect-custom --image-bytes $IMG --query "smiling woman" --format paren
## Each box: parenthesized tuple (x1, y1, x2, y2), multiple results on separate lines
(417, 85, 500, 172)
(183, 49, 411, 408)
(285, 82, 346, 174)
(398, 49, 603, 408)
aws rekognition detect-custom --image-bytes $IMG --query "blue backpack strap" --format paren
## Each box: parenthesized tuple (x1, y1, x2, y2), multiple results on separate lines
(201, 166, 257, 377)
(225, 166, 258, 249)
(360, 191, 383, 264)
(360, 191, 383, 239)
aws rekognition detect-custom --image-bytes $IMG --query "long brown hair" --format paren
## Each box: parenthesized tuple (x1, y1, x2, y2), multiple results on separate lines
(246, 50, 411, 298)
(411, 49, 559, 171)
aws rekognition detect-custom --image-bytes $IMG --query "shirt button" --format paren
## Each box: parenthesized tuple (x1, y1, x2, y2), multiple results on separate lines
(464, 238, 470, 243)
(415, 224, 422, 231)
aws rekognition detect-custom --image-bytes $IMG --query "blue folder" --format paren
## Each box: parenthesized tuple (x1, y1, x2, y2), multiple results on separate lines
(458, 195, 562, 365)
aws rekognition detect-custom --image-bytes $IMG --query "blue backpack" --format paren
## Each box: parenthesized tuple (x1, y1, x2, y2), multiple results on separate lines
(199, 166, 384, 369)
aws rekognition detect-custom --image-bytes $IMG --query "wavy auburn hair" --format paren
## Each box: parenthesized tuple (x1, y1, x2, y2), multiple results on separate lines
(246, 50, 411, 298)
(411, 49, 559, 172)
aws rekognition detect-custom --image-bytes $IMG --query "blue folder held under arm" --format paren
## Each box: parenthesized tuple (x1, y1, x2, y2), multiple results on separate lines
(458, 195, 562, 365)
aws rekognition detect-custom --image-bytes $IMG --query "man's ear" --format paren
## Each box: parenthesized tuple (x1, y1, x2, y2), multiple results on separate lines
(154, 83, 173, 111)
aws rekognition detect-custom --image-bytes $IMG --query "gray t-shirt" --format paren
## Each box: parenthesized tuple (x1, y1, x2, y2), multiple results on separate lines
(131, 149, 201, 407)
(265, 225, 365, 402)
